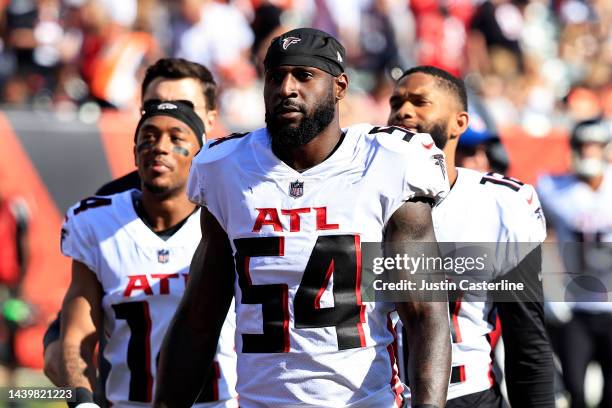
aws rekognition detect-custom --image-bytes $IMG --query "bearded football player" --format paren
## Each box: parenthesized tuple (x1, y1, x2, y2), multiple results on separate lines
(155, 28, 452, 408)
(388, 66, 554, 408)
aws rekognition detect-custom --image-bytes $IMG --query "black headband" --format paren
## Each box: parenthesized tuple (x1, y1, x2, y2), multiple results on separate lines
(135, 100, 205, 146)
(264, 28, 346, 76)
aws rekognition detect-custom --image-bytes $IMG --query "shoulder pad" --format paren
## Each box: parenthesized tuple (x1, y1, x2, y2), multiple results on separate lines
(196, 130, 253, 164)
(368, 125, 417, 142)
(479, 172, 541, 211)
(479, 172, 525, 192)
(375, 127, 437, 154)
(71, 196, 113, 216)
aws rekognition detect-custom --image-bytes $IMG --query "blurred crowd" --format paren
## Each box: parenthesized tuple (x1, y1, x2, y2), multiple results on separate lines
(0, 0, 610, 134)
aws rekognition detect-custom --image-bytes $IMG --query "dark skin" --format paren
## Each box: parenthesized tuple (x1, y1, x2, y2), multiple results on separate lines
(154, 65, 451, 408)
(386, 202, 452, 407)
(264, 65, 348, 171)
(133, 116, 199, 230)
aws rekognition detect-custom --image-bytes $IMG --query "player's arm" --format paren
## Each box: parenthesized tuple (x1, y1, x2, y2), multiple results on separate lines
(385, 200, 451, 408)
(42, 313, 62, 385)
(495, 245, 555, 407)
(154, 207, 235, 408)
(59, 260, 103, 402)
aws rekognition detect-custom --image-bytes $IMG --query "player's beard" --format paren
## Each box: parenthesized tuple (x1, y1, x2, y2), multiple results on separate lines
(266, 88, 336, 149)
(142, 180, 183, 199)
(420, 121, 449, 150)
(389, 117, 449, 149)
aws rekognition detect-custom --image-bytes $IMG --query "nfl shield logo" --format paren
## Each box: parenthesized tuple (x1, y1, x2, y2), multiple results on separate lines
(289, 180, 304, 198)
(157, 249, 170, 264)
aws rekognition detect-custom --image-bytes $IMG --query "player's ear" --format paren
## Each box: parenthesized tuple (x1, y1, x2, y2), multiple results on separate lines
(334, 73, 348, 101)
(449, 111, 469, 141)
(204, 110, 217, 139)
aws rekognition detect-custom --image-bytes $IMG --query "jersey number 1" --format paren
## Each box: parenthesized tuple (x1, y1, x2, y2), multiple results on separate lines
(233, 234, 366, 353)
(113, 301, 220, 403)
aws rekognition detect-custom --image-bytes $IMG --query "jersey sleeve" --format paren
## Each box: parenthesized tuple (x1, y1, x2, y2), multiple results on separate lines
(60, 207, 98, 272)
(492, 177, 547, 277)
(501, 182, 547, 243)
(373, 128, 450, 226)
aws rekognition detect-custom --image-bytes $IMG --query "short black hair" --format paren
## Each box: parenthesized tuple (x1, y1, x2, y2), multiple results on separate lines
(398, 66, 468, 111)
(141, 58, 217, 110)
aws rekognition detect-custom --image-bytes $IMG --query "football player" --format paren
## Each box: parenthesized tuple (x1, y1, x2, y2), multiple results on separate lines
(58, 100, 237, 408)
(155, 28, 452, 408)
(43, 58, 229, 389)
(537, 117, 612, 408)
(388, 66, 554, 407)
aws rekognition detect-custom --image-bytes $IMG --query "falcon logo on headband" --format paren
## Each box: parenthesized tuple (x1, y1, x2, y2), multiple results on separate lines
(282, 37, 301, 50)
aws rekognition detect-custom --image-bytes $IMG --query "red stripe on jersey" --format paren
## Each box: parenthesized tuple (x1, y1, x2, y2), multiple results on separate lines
(489, 314, 502, 349)
(244, 257, 252, 285)
(386, 314, 404, 406)
(282, 286, 290, 352)
(485, 309, 501, 385)
(213, 361, 220, 400)
(278, 236, 285, 256)
(451, 299, 463, 343)
(354, 235, 366, 347)
(487, 362, 495, 386)
(143, 302, 153, 402)
(314, 260, 334, 309)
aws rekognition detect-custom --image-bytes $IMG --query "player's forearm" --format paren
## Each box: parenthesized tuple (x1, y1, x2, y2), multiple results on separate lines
(399, 302, 451, 407)
(155, 238, 226, 407)
(59, 342, 97, 390)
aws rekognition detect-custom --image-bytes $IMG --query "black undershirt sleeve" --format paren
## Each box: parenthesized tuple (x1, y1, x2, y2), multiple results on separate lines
(43, 312, 61, 351)
(493, 245, 555, 407)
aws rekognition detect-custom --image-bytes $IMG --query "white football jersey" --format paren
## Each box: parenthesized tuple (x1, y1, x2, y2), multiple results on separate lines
(537, 165, 612, 312)
(187, 124, 449, 408)
(400, 167, 546, 401)
(61, 189, 238, 408)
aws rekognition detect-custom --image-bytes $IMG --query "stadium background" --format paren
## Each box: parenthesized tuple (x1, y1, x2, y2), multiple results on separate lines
(0, 0, 609, 405)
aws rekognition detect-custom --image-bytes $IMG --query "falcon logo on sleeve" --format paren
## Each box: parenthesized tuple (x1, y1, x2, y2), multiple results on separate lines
(433, 154, 447, 180)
